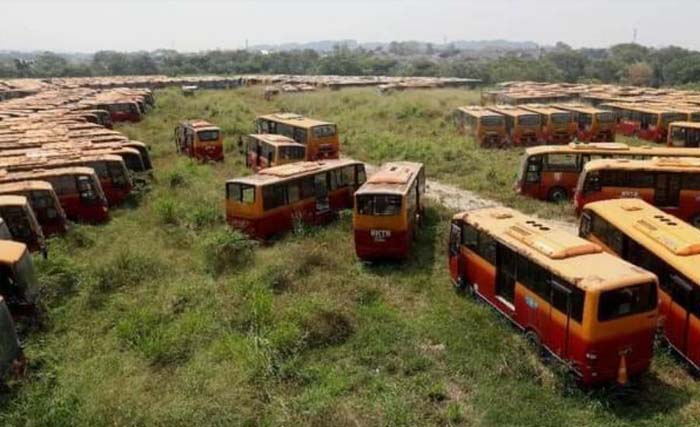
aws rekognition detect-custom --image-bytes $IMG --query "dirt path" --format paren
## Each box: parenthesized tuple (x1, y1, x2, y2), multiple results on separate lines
(362, 161, 577, 234)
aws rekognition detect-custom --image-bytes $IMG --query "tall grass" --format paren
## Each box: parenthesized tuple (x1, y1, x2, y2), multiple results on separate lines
(1, 87, 698, 427)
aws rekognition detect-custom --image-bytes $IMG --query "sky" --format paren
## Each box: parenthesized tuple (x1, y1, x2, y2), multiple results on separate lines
(1, 0, 699, 52)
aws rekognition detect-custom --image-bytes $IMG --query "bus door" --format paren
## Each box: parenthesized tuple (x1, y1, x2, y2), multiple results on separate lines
(525, 155, 543, 184)
(549, 280, 572, 358)
(654, 173, 681, 208)
(77, 176, 97, 204)
(314, 172, 330, 214)
(666, 275, 693, 355)
(495, 244, 516, 310)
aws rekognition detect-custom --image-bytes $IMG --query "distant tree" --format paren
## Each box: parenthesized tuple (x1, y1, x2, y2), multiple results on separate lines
(625, 62, 654, 86)
(545, 49, 588, 82)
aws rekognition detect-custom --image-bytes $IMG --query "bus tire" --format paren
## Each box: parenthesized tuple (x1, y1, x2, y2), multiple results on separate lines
(525, 330, 546, 359)
(691, 214, 700, 229)
(548, 187, 568, 203)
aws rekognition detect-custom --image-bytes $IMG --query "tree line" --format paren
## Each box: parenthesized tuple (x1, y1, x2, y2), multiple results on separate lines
(2, 42, 700, 87)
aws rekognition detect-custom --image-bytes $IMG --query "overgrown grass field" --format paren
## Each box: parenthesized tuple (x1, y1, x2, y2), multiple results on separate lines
(1, 87, 698, 427)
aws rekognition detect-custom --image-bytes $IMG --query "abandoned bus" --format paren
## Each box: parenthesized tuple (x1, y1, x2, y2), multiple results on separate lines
(580, 199, 700, 372)
(0, 196, 45, 255)
(448, 207, 658, 385)
(553, 104, 616, 142)
(574, 157, 700, 226)
(98, 101, 143, 123)
(255, 113, 340, 160)
(486, 106, 542, 146)
(0, 240, 41, 320)
(175, 120, 224, 162)
(453, 106, 507, 148)
(668, 122, 700, 148)
(0, 181, 68, 236)
(0, 167, 108, 223)
(601, 103, 685, 143)
(0, 296, 25, 387)
(353, 162, 425, 260)
(521, 104, 576, 144)
(244, 134, 306, 171)
(0, 154, 132, 206)
(516, 143, 700, 202)
(226, 159, 366, 239)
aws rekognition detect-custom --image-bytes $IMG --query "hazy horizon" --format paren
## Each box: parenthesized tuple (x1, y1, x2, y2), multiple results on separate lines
(1, 0, 699, 53)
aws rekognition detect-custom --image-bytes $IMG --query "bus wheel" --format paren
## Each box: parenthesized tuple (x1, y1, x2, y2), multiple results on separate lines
(548, 187, 568, 203)
(525, 330, 546, 359)
(691, 214, 700, 228)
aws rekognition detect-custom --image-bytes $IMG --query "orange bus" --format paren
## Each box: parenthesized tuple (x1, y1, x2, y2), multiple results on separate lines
(448, 207, 658, 385)
(174, 120, 224, 162)
(668, 122, 700, 148)
(226, 159, 366, 239)
(0, 181, 68, 236)
(574, 157, 700, 226)
(0, 167, 108, 223)
(486, 106, 542, 146)
(244, 134, 306, 171)
(453, 106, 507, 148)
(580, 199, 700, 372)
(516, 143, 700, 202)
(255, 113, 339, 160)
(521, 104, 576, 144)
(0, 154, 132, 206)
(353, 162, 425, 260)
(601, 103, 685, 143)
(552, 104, 616, 142)
(0, 295, 25, 387)
(0, 195, 45, 255)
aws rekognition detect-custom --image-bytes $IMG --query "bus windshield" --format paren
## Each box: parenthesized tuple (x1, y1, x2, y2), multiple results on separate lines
(198, 130, 220, 141)
(313, 125, 336, 138)
(228, 183, 256, 204)
(357, 194, 402, 216)
(551, 113, 571, 124)
(596, 112, 614, 123)
(518, 115, 540, 127)
(481, 116, 504, 127)
(598, 282, 656, 321)
(279, 146, 305, 161)
(14, 251, 39, 301)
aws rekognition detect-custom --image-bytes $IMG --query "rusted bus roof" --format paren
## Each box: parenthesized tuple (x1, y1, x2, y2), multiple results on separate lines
(600, 102, 682, 115)
(0, 194, 28, 207)
(0, 166, 97, 183)
(180, 120, 220, 131)
(486, 105, 540, 117)
(257, 113, 334, 129)
(355, 162, 423, 196)
(228, 159, 361, 186)
(455, 106, 503, 118)
(520, 104, 572, 116)
(584, 157, 700, 173)
(453, 207, 655, 292)
(551, 103, 613, 115)
(247, 133, 304, 147)
(0, 152, 123, 171)
(0, 239, 27, 264)
(0, 180, 53, 194)
(525, 142, 700, 157)
(585, 199, 700, 281)
(669, 121, 700, 130)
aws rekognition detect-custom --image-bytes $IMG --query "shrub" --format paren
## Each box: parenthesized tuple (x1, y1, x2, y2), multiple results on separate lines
(187, 204, 222, 230)
(154, 197, 180, 225)
(201, 229, 257, 275)
(35, 255, 82, 307)
(167, 169, 188, 188)
(93, 251, 162, 293)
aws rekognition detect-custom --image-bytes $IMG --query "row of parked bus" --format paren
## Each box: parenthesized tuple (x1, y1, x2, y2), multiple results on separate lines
(0, 87, 157, 388)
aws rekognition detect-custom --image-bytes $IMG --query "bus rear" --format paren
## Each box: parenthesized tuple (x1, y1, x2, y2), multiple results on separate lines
(194, 127, 224, 162)
(308, 124, 339, 160)
(0, 196, 45, 255)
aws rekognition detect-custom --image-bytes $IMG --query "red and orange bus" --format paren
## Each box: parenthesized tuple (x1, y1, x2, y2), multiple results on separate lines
(552, 103, 616, 142)
(453, 106, 507, 148)
(516, 143, 700, 202)
(174, 120, 224, 162)
(486, 106, 542, 146)
(580, 199, 700, 372)
(601, 103, 684, 143)
(668, 122, 700, 148)
(0, 167, 108, 223)
(448, 207, 658, 385)
(0, 154, 132, 206)
(0, 181, 68, 236)
(574, 157, 700, 226)
(521, 104, 576, 144)
(226, 159, 366, 239)
(353, 162, 425, 260)
(255, 113, 339, 160)
(0, 195, 45, 255)
(244, 134, 306, 171)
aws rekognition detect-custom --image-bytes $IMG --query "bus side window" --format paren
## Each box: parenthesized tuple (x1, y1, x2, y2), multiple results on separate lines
(476, 232, 497, 264)
(262, 184, 287, 210)
(461, 223, 478, 249)
(449, 222, 461, 256)
(579, 211, 592, 237)
(356, 165, 367, 186)
(294, 127, 307, 144)
(341, 166, 355, 187)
